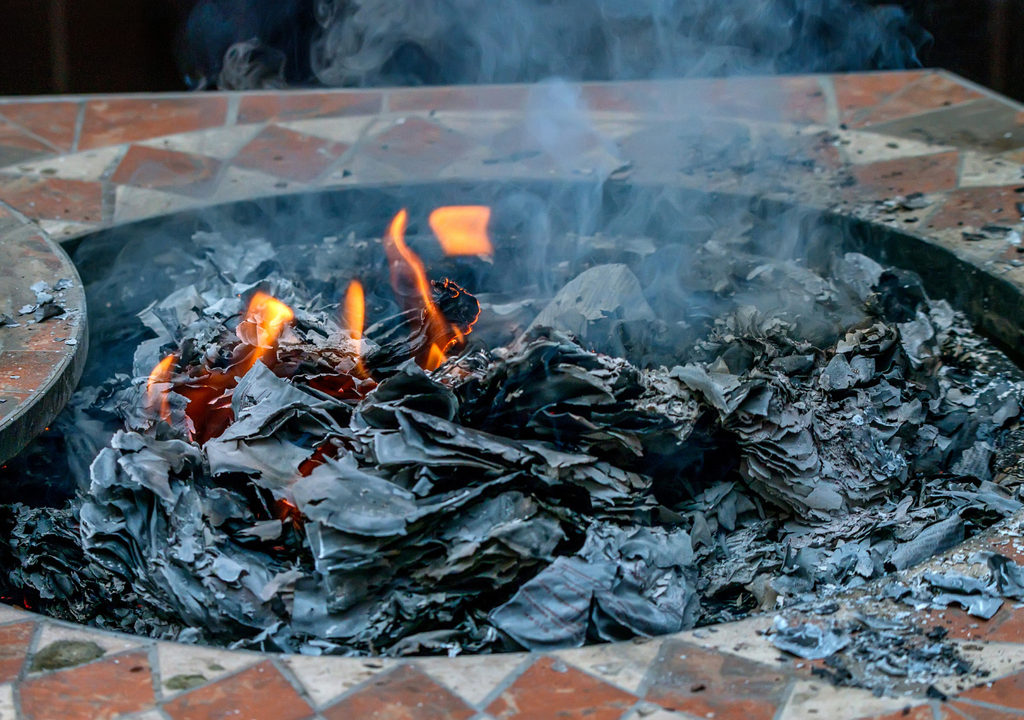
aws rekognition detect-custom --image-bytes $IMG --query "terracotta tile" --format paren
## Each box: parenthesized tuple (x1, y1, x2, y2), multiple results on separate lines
(163, 661, 313, 720)
(701, 76, 828, 124)
(0, 393, 32, 423)
(858, 74, 986, 127)
(323, 664, 474, 720)
(834, 71, 928, 121)
(0, 102, 80, 151)
(110, 145, 222, 196)
(0, 122, 53, 154)
(0, 351, 64, 394)
(852, 704, 934, 720)
(19, 649, 154, 720)
(846, 151, 959, 199)
(486, 656, 636, 720)
(959, 670, 1024, 711)
(231, 125, 348, 183)
(80, 97, 228, 150)
(0, 622, 33, 682)
(390, 85, 529, 112)
(365, 117, 475, 175)
(580, 81, 665, 113)
(238, 91, 382, 123)
(926, 186, 1023, 230)
(0, 175, 103, 222)
(644, 640, 790, 720)
(948, 701, 1024, 719)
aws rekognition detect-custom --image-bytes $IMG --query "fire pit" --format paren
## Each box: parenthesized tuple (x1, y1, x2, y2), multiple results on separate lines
(2, 71, 1024, 719)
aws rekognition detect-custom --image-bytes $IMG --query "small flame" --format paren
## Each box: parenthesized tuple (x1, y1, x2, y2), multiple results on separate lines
(426, 344, 446, 371)
(429, 206, 493, 256)
(246, 292, 295, 350)
(146, 354, 177, 424)
(344, 280, 365, 342)
(383, 209, 448, 339)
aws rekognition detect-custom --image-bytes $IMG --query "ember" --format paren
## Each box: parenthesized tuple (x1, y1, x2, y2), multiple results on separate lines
(3, 197, 1024, 663)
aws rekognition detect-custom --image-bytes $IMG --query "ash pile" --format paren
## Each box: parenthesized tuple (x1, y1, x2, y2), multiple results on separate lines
(3, 207, 1024, 659)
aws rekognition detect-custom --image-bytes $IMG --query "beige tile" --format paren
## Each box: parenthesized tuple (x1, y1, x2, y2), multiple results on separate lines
(414, 653, 529, 707)
(621, 706, 691, 720)
(933, 640, 1024, 696)
(553, 639, 662, 694)
(776, 679, 920, 720)
(429, 111, 519, 140)
(839, 129, 954, 166)
(5, 145, 125, 181)
(210, 166, 308, 203)
(137, 125, 264, 161)
(0, 683, 14, 720)
(0, 605, 33, 626)
(280, 654, 393, 708)
(113, 185, 209, 224)
(156, 641, 260, 698)
(30, 622, 143, 672)
(959, 151, 1024, 188)
(37, 219, 97, 241)
(279, 116, 377, 145)
(672, 615, 781, 667)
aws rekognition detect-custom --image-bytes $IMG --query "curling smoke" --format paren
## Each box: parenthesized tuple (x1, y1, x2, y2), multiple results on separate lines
(186, 0, 929, 90)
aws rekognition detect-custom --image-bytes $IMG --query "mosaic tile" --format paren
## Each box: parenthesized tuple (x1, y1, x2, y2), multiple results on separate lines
(322, 664, 475, 720)
(33, 623, 142, 662)
(7, 146, 125, 182)
(0, 124, 53, 156)
(79, 97, 228, 151)
(863, 98, 1024, 154)
(137, 126, 263, 162)
(552, 638, 662, 694)
(671, 616, 779, 667)
(390, 85, 529, 113)
(156, 642, 259, 698)
(837, 130, 954, 166)
(110, 146, 222, 197)
(644, 640, 791, 720)
(958, 670, 1024, 711)
(231, 125, 348, 183)
(486, 656, 636, 720)
(833, 71, 928, 121)
(276, 116, 378, 146)
(414, 653, 528, 707)
(113, 185, 208, 224)
(847, 151, 960, 199)
(959, 152, 1024, 188)
(281, 655, 392, 709)
(699, 76, 828, 125)
(857, 73, 986, 127)
(0, 102, 80, 152)
(0, 683, 15, 720)
(947, 701, 1024, 719)
(776, 679, 922, 720)
(364, 117, 475, 176)
(238, 91, 382, 123)
(935, 640, 1024, 697)
(36, 220, 98, 242)
(0, 176, 103, 223)
(621, 708, 693, 720)
(0, 622, 34, 682)
(0, 607, 29, 626)
(162, 661, 313, 720)
(851, 705, 935, 720)
(209, 166, 308, 204)
(19, 649, 154, 720)
(0, 393, 31, 423)
(925, 186, 1023, 231)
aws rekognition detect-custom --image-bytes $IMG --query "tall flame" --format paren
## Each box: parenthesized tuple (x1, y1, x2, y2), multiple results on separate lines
(429, 206, 493, 256)
(246, 292, 295, 349)
(344, 280, 365, 342)
(146, 354, 177, 424)
(384, 209, 447, 333)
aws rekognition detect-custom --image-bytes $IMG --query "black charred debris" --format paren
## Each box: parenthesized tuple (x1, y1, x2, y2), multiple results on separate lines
(2, 228, 1024, 674)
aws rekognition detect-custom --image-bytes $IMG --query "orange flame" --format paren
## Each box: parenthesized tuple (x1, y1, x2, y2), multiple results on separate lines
(429, 206, 493, 256)
(245, 292, 295, 350)
(344, 280, 365, 342)
(146, 354, 177, 424)
(426, 344, 446, 371)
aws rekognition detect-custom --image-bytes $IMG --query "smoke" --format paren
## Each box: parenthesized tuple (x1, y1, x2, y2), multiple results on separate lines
(185, 0, 929, 90)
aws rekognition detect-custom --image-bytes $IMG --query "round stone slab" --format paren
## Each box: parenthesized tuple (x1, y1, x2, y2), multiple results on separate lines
(0, 209, 87, 465)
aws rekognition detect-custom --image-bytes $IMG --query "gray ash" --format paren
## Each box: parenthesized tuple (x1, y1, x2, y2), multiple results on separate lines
(2, 212, 1023, 660)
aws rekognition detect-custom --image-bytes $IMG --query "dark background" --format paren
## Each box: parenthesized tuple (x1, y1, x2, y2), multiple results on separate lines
(0, 0, 1022, 100)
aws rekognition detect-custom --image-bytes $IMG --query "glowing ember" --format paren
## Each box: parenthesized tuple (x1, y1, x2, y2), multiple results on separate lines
(344, 280, 365, 342)
(429, 206, 493, 256)
(145, 354, 176, 424)
(240, 292, 295, 353)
